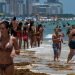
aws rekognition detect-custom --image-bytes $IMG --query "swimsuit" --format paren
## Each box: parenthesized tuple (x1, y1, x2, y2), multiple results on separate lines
(11, 28, 17, 37)
(0, 37, 13, 73)
(68, 34, 75, 49)
(69, 40, 75, 49)
(53, 43, 60, 55)
(23, 34, 28, 41)
(0, 63, 13, 74)
(17, 31, 22, 39)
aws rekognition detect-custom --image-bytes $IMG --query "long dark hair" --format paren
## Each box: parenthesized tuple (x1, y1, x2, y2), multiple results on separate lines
(0, 21, 10, 34)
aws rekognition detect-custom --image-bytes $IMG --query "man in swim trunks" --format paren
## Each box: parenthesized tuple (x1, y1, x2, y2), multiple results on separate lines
(52, 28, 62, 61)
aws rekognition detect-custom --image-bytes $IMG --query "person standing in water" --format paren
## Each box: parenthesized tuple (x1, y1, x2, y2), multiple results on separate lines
(0, 21, 20, 75)
(52, 28, 63, 61)
(67, 25, 75, 63)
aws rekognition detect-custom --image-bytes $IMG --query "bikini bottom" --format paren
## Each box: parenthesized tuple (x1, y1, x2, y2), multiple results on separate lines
(69, 40, 75, 49)
(0, 63, 13, 72)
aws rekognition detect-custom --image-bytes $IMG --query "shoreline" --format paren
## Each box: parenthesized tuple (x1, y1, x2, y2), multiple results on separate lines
(14, 40, 75, 75)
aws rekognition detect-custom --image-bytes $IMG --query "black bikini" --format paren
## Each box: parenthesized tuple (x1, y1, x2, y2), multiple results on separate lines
(72, 34, 75, 36)
(69, 34, 75, 49)
(0, 63, 13, 74)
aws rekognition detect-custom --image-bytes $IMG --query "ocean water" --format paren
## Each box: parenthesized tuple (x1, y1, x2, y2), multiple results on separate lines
(38, 20, 75, 41)
(14, 20, 75, 74)
(16, 41, 75, 75)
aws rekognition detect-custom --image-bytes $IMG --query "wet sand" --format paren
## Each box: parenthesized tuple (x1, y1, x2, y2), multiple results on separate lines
(14, 67, 47, 75)
(14, 40, 75, 75)
(14, 51, 48, 75)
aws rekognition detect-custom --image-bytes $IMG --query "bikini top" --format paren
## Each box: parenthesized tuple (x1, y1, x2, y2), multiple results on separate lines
(72, 34, 75, 36)
(0, 37, 13, 52)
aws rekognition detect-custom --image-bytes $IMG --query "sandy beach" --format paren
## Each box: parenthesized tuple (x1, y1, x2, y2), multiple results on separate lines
(14, 40, 75, 75)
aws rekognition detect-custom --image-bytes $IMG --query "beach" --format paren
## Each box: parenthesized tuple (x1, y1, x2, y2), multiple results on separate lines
(11, 17, 75, 75)
(14, 40, 75, 75)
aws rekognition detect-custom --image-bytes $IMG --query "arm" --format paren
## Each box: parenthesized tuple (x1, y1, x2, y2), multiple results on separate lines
(13, 37, 20, 55)
(60, 37, 63, 43)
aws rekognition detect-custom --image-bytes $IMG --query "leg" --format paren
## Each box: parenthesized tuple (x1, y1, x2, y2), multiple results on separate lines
(58, 43, 61, 58)
(5, 64, 14, 75)
(53, 44, 57, 61)
(19, 39, 22, 49)
(54, 50, 57, 61)
(27, 40, 29, 49)
(30, 39, 32, 48)
(56, 50, 59, 61)
(67, 49, 74, 63)
(38, 39, 41, 47)
(24, 41, 25, 49)
(57, 48, 60, 61)
(0, 69, 3, 75)
(54, 47, 59, 61)
(38, 40, 40, 47)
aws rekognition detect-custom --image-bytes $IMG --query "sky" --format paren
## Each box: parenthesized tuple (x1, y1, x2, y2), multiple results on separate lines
(40, 0, 75, 14)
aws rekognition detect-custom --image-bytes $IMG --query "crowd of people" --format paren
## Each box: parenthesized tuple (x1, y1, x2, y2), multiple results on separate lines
(4, 17, 44, 49)
(0, 16, 75, 75)
(0, 16, 44, 75)
(52, 25, 75, 63)
(11, 17, 44, 49)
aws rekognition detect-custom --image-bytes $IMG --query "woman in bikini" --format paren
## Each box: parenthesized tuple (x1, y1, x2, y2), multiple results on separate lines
(67, 25, 75, 63)
(36, 25, 41, 47)
(16, 22, 23, 49)
(10, 17, 18, 37)
(29, 24, 36, 48)
(0, 21, 20, 75)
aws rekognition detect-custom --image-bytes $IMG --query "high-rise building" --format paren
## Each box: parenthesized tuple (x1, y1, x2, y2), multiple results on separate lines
(47, 0, 59, 3)
(32, 0, 63, 15)
(0, 0, 5, 2)
(45, 0, 63, 14)
(0, 0, 6, 15)
(26, 0, 33, 16)
(6, 0, 18, 15)
(5, 0, 25, 16)
(17, 0, 25, 16)
(32, 0, 39, 3)
(1, 0, 63, 16)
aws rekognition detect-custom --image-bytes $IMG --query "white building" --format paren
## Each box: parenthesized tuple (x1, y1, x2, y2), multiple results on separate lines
(5, 0, 25, 16)
(32, 3, 48, 15)
(47, 0, 59, 3)
(32, 2, 63, 16)
(0, 0, 6, 15)
(48, 2, 63, 14)
(0, 0, 63, 16)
